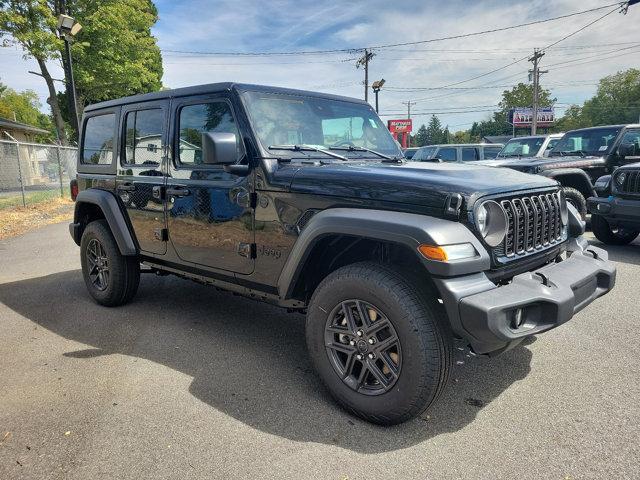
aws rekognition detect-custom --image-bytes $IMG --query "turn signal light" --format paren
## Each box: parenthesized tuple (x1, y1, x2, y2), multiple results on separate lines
(418, 243, 478, 262)
(418, 245, 448, 261)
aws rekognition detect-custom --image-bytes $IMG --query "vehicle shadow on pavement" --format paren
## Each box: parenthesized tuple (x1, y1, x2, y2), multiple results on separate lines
(0, 270, 533, 453)
(587, 239, 640, 266)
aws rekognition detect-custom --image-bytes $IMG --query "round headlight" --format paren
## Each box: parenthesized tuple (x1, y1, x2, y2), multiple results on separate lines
(616, 172, 626, 186)
(475, 200, 507, 247)
(559, 190, 569, 226)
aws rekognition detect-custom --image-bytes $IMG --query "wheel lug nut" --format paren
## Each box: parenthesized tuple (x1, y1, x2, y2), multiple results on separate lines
(356, 354, 363, 360)
(349, 340, 355, 346)
(356, 330, 363, 337)
(368, 338, 375, 345)
(368, 353, 375, 359)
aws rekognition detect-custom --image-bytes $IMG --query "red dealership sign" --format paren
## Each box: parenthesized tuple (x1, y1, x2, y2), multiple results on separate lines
(387, 119, 413, 134)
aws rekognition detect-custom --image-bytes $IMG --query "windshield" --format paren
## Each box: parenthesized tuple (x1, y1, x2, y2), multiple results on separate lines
(241, 91, 402, 159)
(550, 127, 622, 156)
(412, 146, 438, 161)
(498, 137, 545, 157)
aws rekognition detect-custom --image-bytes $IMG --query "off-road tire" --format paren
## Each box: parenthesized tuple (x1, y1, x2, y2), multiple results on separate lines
(306, 262, 453, 425)
(591, 214, 639, 245)
(80, 219, 140, 306)
(562, 187, 587, 219)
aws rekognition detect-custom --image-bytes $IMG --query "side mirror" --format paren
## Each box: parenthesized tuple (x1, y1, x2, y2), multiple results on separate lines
(618, 143, 635, 158)
(202, 132, 238, 165)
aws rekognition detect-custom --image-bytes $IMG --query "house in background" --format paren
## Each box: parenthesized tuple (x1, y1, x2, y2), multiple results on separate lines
(0, 117, 52, 190)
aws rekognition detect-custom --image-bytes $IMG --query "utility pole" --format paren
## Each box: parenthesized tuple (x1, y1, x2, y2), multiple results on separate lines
(356, 49, 375, 102)
(528, 49, 548, 135)
(401, 101, 415, 147)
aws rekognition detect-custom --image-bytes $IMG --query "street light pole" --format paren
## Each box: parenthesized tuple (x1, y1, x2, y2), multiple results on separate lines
(371, 79, 385, 114)
(58, 0, 81, 135)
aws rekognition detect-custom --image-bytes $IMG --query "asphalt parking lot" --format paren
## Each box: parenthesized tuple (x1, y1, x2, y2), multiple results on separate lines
(1, 222, 639, 479)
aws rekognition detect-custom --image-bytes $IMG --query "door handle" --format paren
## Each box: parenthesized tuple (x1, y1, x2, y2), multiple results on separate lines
(166, 186, 191, 198)
(117, 183, 136, 192)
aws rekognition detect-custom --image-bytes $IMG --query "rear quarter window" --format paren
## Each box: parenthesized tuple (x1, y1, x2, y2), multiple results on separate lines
(82, 113, 116, 165)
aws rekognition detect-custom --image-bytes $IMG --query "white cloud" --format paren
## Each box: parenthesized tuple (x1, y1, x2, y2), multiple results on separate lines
(1, 0, 639, 130)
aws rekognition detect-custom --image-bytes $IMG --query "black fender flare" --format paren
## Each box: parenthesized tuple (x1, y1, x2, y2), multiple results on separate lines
(72, 189, 138, 256)
(540, 168, 595, 197)
(276, 208, 490, 299)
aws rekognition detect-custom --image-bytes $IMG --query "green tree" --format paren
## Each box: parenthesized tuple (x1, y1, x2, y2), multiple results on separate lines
(556, 69, 640, 131)
(0, 83, 54, 138)
(450, 130, 472, 144)
(69, 0, 163, 107)
(426, 115, 446, 145)
(0, 0, 163, 143)
(0, 0, 68, 143)
(468, 82, 555, 140)
(413, 124, 428, 147)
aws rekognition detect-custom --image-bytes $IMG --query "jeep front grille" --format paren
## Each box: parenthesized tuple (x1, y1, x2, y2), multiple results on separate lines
(620, 170, 640, 194)
(500, 192, 563, 257)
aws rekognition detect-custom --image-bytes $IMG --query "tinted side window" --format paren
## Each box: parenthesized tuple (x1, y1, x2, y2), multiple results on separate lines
(619, 130, 640, 155)
(178, 102, 242, 165)
(124, 109, 164, 166)
(438, 147, 457, 162)
(483, 147, 502, 159)
(82, 114, 115, 164)
(461, 147, 479, 161)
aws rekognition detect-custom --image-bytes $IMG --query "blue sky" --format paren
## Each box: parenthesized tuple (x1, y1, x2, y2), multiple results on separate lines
(1, 0, 639, 131)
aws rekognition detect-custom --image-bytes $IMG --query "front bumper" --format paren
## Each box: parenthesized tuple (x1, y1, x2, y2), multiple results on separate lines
(587, 195, 640, 229)
(433, 238, 616, 355)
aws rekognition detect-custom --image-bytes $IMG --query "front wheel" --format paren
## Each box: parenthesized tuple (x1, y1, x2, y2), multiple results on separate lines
(562, 187, 587, 219)
(591, 214, 639, 245)
(306, 262, 453, 425)
(80, 219, 140, 306)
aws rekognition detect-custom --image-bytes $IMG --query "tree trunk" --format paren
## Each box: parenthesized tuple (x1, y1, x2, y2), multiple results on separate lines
(36, 57, 69, 146)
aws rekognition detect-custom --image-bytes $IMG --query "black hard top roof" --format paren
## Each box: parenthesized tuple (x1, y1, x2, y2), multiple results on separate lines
(568, 124, 639, 132)
(84, 82, 369, 112)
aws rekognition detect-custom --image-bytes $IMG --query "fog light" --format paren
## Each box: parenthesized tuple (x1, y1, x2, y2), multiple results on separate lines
(511, 308, 525, 329)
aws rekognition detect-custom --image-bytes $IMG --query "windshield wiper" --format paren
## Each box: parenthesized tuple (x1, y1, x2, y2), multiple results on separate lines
(328, 145, 402, 162)
(268, 144, 347, 161)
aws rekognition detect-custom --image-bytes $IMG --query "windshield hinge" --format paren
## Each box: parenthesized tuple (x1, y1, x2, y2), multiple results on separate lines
(444, 194, 463, 218)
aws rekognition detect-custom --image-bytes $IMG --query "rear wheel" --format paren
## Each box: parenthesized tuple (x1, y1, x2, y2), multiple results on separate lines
(562, 187, 587, 219)
(591, 214, 639, 245)
(306, 262, 453, 425)
(80, 219, 140, 306)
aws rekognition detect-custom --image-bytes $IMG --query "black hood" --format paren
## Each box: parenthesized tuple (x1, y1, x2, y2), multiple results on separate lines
(280, 160, 557, 212)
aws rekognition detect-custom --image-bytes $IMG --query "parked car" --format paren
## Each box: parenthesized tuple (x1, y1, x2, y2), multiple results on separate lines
(588, 158, 640, 245)
(478, 125, 640, 218)
(69, 83, 615, 425)
(494, 134, 564, 159)
(402, 147, 419, 159)
(411, 143, 504, 162)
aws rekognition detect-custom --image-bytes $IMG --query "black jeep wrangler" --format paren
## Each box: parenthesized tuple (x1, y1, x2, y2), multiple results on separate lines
(69, 83, 616, 425)
(479, 125, 640, 218)
(588, 157, 640, 245)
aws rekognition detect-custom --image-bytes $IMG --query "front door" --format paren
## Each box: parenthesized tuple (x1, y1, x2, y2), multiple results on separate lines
(116, 101, 168, 255)
(166, 95, 254, 275)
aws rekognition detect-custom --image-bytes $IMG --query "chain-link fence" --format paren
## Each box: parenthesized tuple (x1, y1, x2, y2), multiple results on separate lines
(0, 139, 77, 209)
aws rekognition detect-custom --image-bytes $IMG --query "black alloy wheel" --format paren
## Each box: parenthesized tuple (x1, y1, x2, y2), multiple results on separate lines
(86, 238, 110, 291)
(325, 299, 402, 395)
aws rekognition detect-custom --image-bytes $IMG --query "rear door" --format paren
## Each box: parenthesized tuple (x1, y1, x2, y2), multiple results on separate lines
(116, 101, 168, 255)
(166, 94, 254, 275)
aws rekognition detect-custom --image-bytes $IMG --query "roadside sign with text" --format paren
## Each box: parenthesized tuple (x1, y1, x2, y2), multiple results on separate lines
(387, 119, 413, 133)
(509, 107, 554, 128)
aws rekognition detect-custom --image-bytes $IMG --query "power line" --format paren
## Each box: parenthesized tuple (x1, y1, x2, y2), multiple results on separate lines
(405, 4, 623, 104)
(158, 3, 625, 57)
